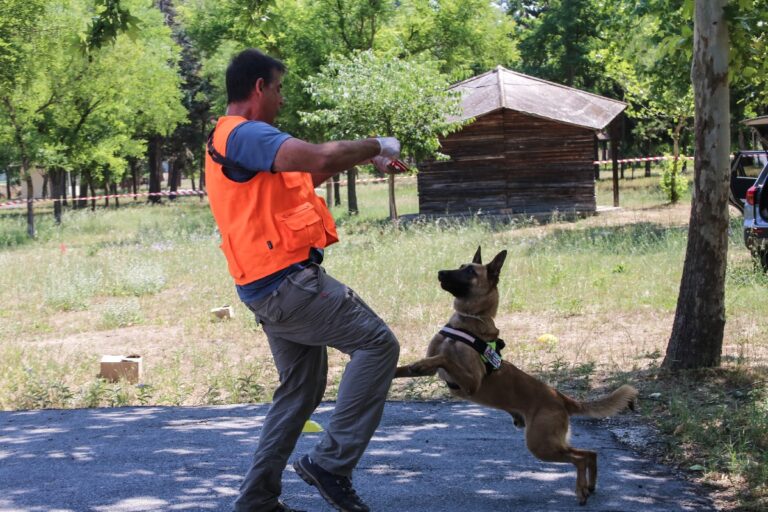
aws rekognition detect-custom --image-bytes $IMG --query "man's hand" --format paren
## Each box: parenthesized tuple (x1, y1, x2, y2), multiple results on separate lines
(371, 156, 409, 174)
(375, 137, 401, 159)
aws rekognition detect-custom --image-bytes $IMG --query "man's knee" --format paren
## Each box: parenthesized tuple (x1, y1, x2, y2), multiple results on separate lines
(377, 328, 400, 364)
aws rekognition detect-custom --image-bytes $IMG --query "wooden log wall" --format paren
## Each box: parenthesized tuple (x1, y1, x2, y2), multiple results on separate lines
(418, 110, 597, 216)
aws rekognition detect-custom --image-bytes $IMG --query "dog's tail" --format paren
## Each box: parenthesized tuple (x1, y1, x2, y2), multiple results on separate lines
(565, 384, 638, 418)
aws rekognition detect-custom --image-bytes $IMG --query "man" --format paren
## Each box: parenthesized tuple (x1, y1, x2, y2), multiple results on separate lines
(205, 48, 401, 512)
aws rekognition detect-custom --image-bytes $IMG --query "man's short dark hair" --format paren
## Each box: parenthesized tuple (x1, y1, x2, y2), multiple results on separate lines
(226, 49, 286, 104)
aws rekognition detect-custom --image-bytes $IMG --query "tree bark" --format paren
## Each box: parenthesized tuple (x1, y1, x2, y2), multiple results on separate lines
(611, 119, 620, 207)
(645, 140, 652, 177)
(78, 172, 89, 209)
(24, 173, 35, 238)
(663, 0, 730, 370)
(70, 172, 77, 206)
(347, 167, 359, 215)
(51, 167, 63, 224)
(388, 174, 397, 220)
(333, 174, 341, 206)
(168, 159, 179, 200)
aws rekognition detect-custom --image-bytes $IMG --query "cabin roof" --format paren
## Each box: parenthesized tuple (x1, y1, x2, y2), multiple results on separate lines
(450, 66, 626, 131)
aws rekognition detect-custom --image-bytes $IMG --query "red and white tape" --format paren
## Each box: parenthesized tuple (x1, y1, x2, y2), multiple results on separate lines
(0, 189, 205, 209)
(593, 155, 694, 165)
(0, 176, 418, 209)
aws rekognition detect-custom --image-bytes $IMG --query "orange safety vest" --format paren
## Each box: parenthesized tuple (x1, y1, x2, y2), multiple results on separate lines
(205, 115, 339, 285)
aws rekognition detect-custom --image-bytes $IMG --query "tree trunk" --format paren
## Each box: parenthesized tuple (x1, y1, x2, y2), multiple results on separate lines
(90, 179, 96, 211)
(388, 174, 397, 220)
(51, 167, 63, 224)
(78, 174, 88, 209)
(347, 167, 359, 215)
(5, 169, 11, 200)
(326, 180, 333, 206)
(61, 171, 68, 207)
(42, 173, 48, 198)
(611, 120, 620, 207)
(148, 135, 163, 204)
(645, 140, 652, 177)
(333, 174, 341, 206)
(24, 172, 35, 238)
(663, 0, 730, 370)
(70, 172, 77, 206)
(168, 159, 179, 200)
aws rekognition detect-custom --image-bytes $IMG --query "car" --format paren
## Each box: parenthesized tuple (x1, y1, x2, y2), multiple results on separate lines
(730, 150, 768, 271)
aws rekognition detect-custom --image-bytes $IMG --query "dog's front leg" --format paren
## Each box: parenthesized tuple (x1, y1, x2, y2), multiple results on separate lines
(394, 355, 447, 378)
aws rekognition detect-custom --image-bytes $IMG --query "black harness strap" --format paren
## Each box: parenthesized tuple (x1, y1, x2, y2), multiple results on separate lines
(207, 127, 275, 177)
(439, 324, 505, 375)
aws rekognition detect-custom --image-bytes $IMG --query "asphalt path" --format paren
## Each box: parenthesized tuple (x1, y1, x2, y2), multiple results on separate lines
(0, 401, 716, 512)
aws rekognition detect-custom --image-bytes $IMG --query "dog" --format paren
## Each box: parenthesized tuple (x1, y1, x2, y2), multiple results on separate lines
(394, 247, 638, 505)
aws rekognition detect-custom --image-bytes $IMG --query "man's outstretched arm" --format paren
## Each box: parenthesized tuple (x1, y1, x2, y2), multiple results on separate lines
(274, 137, 399, 187)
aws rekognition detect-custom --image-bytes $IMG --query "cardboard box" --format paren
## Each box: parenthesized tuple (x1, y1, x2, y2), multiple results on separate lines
(99, 355, 142, 383)
(210, 305, 234, 320)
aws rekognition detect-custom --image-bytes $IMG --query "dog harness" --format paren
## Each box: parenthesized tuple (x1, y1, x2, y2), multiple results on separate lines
(439, 325, 506, 375)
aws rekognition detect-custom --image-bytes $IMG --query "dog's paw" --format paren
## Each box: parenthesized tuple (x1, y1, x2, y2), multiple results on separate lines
(408, 361, 436, 377)
(394, 365, 414, 378)
(577, 487, 590, 506)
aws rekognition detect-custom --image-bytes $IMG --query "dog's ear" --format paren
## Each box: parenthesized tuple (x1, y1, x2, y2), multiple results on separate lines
(472, 246, 482, 264)
(486, 250, 507, 285)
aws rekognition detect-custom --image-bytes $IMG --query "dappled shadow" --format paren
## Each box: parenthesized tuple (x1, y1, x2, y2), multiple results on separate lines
(0, 402, 715, 511)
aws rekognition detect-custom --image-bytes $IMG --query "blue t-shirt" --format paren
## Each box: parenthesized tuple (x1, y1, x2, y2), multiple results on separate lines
(222, 120, 297, 303)
(224, 120, 292, 182)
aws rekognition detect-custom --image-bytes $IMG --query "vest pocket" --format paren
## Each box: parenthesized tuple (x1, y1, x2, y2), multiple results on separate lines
(275, 202, 324, 252)
(220, 233, 245, 279)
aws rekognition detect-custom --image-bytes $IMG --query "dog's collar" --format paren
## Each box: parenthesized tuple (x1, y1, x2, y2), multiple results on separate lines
(439, 325, 505, 374)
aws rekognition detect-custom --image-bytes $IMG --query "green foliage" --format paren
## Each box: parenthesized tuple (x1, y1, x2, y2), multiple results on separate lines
(82, 0, 141, 55)
(0, 0, 186, 200)
(512, 0, 603, 89)
(387, 0, 519, 80)
(302, 51, 466, 162)
(660, 157, 689, 203)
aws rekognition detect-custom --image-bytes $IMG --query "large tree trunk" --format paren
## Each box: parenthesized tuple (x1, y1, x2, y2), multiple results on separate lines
(663, 0, 730, 370)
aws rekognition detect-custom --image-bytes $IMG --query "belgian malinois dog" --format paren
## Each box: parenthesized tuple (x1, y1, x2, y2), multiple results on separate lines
(395, 247, 638, 505)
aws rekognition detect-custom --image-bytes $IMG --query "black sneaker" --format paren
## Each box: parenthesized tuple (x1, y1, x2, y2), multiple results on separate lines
(272, 500, 305, 512)
(293, 455, 370, 512)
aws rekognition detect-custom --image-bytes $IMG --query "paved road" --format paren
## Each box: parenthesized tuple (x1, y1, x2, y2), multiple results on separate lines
(0, 401, 715, 512)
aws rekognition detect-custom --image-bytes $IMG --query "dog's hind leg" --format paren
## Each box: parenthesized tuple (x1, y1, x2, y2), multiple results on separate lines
(525, 414, 594, 505)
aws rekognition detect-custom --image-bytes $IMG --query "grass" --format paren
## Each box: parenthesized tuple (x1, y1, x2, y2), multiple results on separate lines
(0, 171, 766, 510)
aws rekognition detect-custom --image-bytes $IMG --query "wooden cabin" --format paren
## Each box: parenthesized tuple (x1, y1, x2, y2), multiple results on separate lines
(418, 66, 626, 216)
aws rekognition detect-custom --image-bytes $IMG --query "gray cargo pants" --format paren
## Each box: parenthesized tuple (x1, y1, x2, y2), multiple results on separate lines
(233, 264, 399, 512)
